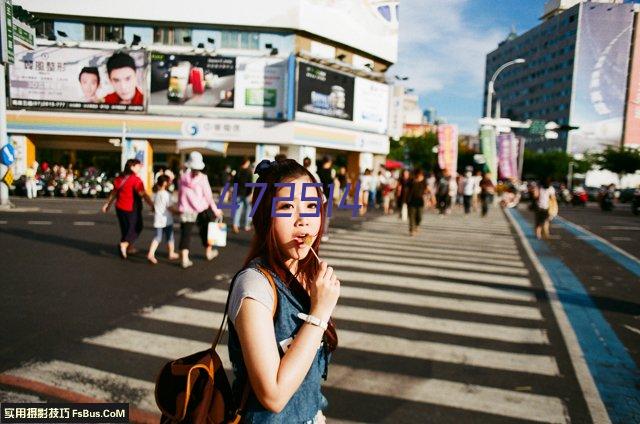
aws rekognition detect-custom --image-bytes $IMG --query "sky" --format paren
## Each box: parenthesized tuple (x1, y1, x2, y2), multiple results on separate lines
(390, 0, 546, 133)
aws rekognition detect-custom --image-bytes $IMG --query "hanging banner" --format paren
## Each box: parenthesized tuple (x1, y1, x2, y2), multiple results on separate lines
(516, 136, 526, 179)
(480, 126, 497, 181)
(497, 132, 519, 180)
(9, 45, 149, 112)
(437, 124, 458, 173)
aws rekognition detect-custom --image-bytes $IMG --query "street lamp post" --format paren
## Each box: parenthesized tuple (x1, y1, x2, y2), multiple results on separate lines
(485, 58, 526, 119)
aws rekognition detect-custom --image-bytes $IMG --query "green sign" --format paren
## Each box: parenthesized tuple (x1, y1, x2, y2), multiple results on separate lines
(529, 119, 546, 135)
(245, 88, 277, 107)
(12, 17, 34, 49)
(0, 0, 14, 63)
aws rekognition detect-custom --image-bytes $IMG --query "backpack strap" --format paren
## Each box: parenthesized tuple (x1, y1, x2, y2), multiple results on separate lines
(211, 264, 278, 349)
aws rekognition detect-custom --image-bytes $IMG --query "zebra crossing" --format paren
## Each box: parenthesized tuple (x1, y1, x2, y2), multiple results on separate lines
(0, 208, 591, 423)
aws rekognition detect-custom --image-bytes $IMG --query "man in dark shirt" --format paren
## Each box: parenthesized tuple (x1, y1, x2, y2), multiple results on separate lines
(232, 157, 253, 233)
(317, 156, 335, 242)
(407, 169, 427, 236)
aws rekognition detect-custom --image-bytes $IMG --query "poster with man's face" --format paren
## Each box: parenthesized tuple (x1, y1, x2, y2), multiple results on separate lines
(8, 45, 149, 112)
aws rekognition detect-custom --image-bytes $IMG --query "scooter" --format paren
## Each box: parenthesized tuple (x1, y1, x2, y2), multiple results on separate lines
(571, 188, 588, 206)
(600, 190, 615, 212)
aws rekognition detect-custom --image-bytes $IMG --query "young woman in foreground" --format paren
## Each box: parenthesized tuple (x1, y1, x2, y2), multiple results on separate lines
(227, 159, 340, 423)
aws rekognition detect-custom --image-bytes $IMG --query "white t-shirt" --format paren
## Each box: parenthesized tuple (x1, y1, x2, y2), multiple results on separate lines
(537, 187, 556, 210)
(463, 176, 475, 196)
(153, 190, 174, 228)
(228, 268, 275, 326)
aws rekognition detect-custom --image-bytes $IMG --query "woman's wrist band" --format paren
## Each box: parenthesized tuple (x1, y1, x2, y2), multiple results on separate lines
(297, 313, 328, 330)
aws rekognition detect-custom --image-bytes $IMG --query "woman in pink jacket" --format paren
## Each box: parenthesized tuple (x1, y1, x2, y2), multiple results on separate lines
(177, 152, 223, 269)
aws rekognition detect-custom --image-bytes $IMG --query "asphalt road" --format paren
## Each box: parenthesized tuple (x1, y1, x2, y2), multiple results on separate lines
(0, 196, 638, 423)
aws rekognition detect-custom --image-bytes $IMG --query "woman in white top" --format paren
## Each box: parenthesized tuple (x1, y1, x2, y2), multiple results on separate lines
(535, 178, 556, 240)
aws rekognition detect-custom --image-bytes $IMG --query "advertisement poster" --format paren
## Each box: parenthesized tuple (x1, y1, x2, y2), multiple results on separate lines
(437, 124, 458, 173)
(9, 45, 149, 112)
(296, 61, 354, 121)
(568, 3, 634, 153)
(497, 132, 518, 180)
(150, 52, 235, 108)
(353, 77, 389, 134)
(235, 57, 286, 120)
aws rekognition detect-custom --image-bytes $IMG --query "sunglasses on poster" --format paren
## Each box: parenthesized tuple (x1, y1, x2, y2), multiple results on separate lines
(218, 182, 362, 218)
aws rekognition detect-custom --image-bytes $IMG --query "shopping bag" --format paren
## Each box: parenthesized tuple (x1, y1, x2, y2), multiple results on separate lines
(401, 203, 408, 222)
(207, 219, 227, 247)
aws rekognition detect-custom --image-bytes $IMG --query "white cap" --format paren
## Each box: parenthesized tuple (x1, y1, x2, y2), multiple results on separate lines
(185, 151, 205, 170)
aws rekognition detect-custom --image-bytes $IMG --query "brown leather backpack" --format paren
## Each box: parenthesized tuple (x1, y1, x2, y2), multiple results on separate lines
(155, 266, 278, 423)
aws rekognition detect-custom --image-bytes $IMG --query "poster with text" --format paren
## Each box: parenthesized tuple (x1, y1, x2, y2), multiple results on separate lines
(437, 124, 458, 173)
(234, 57, 286, 120)
(9, 44, 149, 112)
(353, 77, 389, 134)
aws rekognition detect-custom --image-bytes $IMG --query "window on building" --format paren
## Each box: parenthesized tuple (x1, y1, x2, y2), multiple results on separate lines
(153, 27, 192, 45)
(220, 31, 260, 49)
(85, 24, 124, 42)
(35, 19, 54, 38)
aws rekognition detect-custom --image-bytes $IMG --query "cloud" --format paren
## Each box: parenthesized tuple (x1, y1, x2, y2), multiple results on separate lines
(390, 0, 507, 110)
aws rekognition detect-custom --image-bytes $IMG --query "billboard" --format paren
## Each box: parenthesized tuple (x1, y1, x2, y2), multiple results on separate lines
(623, 15, 640, 148)
(296, 61, 355, 121)
(233, 56, 286, 120)
(150, 52, 235, 108)
(8, 44, 149, 112)
(353, 77, 389, 134)
(569, 3, 634, 153)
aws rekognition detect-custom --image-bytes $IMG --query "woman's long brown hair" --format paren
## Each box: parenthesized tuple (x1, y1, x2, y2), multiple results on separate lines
(243, 159, 338, 352)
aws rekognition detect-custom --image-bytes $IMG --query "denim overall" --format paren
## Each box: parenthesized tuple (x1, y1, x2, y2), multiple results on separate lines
(227, 258, 331, 423)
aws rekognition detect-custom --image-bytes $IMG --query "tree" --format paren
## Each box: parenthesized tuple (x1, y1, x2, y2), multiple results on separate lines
(522, 149, 571, 181)
(387, 132, 438, 171)
(594, 146, 640, 176)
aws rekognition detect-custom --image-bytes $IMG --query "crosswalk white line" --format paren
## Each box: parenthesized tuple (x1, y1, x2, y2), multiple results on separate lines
(326, 238, 521, 262)
(321, 250, 529, 276)
(84, 328, 231, 369)
(337, 269, 535, 300)
(337, 329, 559, 376)
(84, 323, 557, 376)
(338, 285, 542, 320)
(327, 257, 532, 287)
(2, 360, 157, 412)
(0, 220, 7, 224)
(320, 243, 527, 268)
(355, 226, 518, 243)
(27, 220, 52, 225)
(335, 233, 519, 252)
(142, 302, 548, 345)
(326, 364, 568, 423)
(41, 209, 63, 214)
(73, 221, 95, 226)
(333, 304, 548, 344)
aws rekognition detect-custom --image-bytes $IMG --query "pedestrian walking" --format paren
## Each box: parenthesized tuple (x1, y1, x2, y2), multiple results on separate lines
(479, 172, 496, 217)
(147, 175, 180, 264)
(24, 161, 39, 199)
(534, 178, 557, 240)
(317, 156, 334, 241)
(232, 156, 253, 234)
(380, 170, 396, 215)
(397, 169, 410, 221)
(462, 169, 475, 214)
(407, 169, 427, 236)
(436, 172, 450, 214)
(447, 172, 458, 214)
(360, 169, 374, 215)
(102, 159, 154, 259)
(226, 158, 339, 423)
(177, 152, 223, 269)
